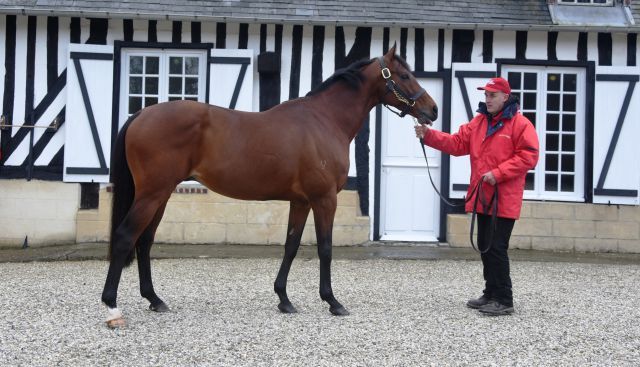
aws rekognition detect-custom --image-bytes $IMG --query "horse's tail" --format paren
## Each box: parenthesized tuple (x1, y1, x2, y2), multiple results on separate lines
(108, 111, 140, 267)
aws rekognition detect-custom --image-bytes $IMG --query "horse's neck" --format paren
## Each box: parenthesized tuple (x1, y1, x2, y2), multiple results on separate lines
(310, 84, 379, 141)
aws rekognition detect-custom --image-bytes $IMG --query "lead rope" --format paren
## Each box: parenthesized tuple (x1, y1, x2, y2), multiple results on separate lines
(414, 118, 497, 254)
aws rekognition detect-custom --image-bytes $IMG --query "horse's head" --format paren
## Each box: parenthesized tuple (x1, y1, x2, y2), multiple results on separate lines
(377, 44, 438, 125)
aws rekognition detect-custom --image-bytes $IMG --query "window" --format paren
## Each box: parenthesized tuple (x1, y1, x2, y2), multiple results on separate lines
(503, 66, 586, 202)
(558, 0, 612, 5)
(120, 50, 207, 121)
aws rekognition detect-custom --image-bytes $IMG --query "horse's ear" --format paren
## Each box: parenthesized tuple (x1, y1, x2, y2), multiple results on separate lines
(386, 42, 397, 59)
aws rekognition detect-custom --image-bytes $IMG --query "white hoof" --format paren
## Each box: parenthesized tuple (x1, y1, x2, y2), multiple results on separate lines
(106, 307, 122, 321)
(105, 307, 125, 328)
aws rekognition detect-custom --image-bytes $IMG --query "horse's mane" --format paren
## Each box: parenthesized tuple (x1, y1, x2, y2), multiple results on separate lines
(306, 54, 412, 97)
(306, 58, 375, 96)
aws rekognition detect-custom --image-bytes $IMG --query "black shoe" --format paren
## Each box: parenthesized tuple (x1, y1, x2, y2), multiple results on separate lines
(479, 301, 514, 316)
(466, 295, 492, 309)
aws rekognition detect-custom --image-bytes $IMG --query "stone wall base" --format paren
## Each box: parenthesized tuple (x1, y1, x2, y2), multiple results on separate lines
(447, 201, 640, 254)
(77, 186, 370, 246)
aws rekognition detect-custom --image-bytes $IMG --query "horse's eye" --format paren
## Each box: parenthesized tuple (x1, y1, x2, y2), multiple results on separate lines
(400, 74, 410, 80)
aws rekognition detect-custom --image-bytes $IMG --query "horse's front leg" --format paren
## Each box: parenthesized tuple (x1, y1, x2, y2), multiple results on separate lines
(274, 200, 311, 313)
(311, 193, 349, 316)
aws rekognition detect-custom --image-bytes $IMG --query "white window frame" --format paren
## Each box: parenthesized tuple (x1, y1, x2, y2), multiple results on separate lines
(501, 65, 586, 202)
(119, 49, 207, 127)
(558, 0, 613, 5)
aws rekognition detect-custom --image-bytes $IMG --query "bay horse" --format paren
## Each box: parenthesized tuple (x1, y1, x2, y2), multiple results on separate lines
(102, 44, 438, 328)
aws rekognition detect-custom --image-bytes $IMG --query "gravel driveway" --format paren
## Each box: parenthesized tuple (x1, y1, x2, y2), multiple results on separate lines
(1, 257, 638, 366)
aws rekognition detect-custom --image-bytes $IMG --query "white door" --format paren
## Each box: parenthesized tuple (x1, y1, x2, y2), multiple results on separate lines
(379, 78, 443, 242)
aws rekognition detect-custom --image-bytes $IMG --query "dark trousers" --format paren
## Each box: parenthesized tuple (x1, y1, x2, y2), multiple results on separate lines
(477, 213, 516, 307)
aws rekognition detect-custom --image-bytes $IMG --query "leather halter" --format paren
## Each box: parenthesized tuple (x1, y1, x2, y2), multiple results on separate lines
(377, 57, 427, 117)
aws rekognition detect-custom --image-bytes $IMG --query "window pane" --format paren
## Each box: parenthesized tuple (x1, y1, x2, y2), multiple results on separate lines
(128, 97, 142, 114)
(562, 155, 575, 172)
(563, 74, 577, 92)
(547, 94, 560, 111)
(169, 77, 183, 94)
(524, 73, 537, 90)
(144, 97, 158, 107)
(185, 97, 198, 101)
(508, 72, 521, 90)
(546, 154, 559, 171)
(145, 57, 159, 74)
(546, 134, 559, 151)
(547, 73, 561, 91)
(525, 172, 535, 190)
(185, 77, 199, 94)
(545, 174, 558, 191)
(145, 77, 158, 94)
(562, 135, 575, 151)
(185, 57, 199, 75)
(524, 112, 536, 126)
(547, 113, 559, 131)
(130, 56, 143, 74)
(561, 175, 574, 192)
(514, 92, 523, 106)
(129, 77, 142, 94)
(523, 93, 536, 110)
(170, 57, 183, 74)
(563, 94, 576, 112)
(169, 96, 181, 101)
(563, 115, 575, 132)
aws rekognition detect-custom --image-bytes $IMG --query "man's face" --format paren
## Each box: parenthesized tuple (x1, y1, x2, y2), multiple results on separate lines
(484, 91, 509, 115)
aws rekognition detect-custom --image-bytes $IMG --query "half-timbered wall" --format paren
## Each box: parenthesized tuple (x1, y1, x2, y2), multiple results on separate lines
(1, 15, 639, 243)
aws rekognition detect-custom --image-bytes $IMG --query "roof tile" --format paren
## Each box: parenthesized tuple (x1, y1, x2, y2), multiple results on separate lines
(0, 1, 636, 30)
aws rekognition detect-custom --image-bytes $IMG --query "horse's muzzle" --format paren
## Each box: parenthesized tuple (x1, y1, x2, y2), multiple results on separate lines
(418, 110, 435, 126)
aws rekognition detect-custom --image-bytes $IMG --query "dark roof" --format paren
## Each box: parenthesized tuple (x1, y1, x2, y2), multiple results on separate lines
(0, 1, 637, 31)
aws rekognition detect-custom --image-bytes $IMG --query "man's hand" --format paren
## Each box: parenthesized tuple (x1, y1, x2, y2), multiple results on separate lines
(482, 171, 496, 186)
(414, 124, 429, 139)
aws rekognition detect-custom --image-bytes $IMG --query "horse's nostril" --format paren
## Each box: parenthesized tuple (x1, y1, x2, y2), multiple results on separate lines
(433, 105, 438, 117)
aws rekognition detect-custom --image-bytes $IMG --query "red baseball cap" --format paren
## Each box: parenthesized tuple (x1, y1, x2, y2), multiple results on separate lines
(477, 77, 511, 94)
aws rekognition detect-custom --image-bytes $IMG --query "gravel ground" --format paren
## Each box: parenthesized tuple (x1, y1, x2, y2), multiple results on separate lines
(0, 258, 638, 366)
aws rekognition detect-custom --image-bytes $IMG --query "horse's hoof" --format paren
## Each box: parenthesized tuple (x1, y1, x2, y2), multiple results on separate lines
(105, 307, 126, 328)
(106, 317, 126, 329)
(330, 305, 350, 316)
(278, 302, 298, 314)
(149, 302, 171, 312)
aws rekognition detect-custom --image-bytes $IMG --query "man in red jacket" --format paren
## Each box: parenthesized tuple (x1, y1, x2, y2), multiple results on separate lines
(415, 77, 539, 316)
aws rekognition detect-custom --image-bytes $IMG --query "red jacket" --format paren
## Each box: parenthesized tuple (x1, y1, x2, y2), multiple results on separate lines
(423, 98, 539, 219)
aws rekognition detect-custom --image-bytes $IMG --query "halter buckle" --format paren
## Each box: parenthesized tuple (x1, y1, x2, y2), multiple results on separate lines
(381, 68, 391, 79)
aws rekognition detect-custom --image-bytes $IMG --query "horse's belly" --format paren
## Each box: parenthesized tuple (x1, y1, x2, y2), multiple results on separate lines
(192, 163, 298, 201)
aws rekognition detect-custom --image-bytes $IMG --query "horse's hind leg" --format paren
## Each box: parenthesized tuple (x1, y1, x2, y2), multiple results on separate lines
(274, 200, 311, 313)
(311, 193, 349, 316)
(137, 200, 170, 312)
(102, 194, 170, 327)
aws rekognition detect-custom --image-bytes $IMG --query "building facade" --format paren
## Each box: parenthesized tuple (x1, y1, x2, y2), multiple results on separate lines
(1, 1, 639, 251)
